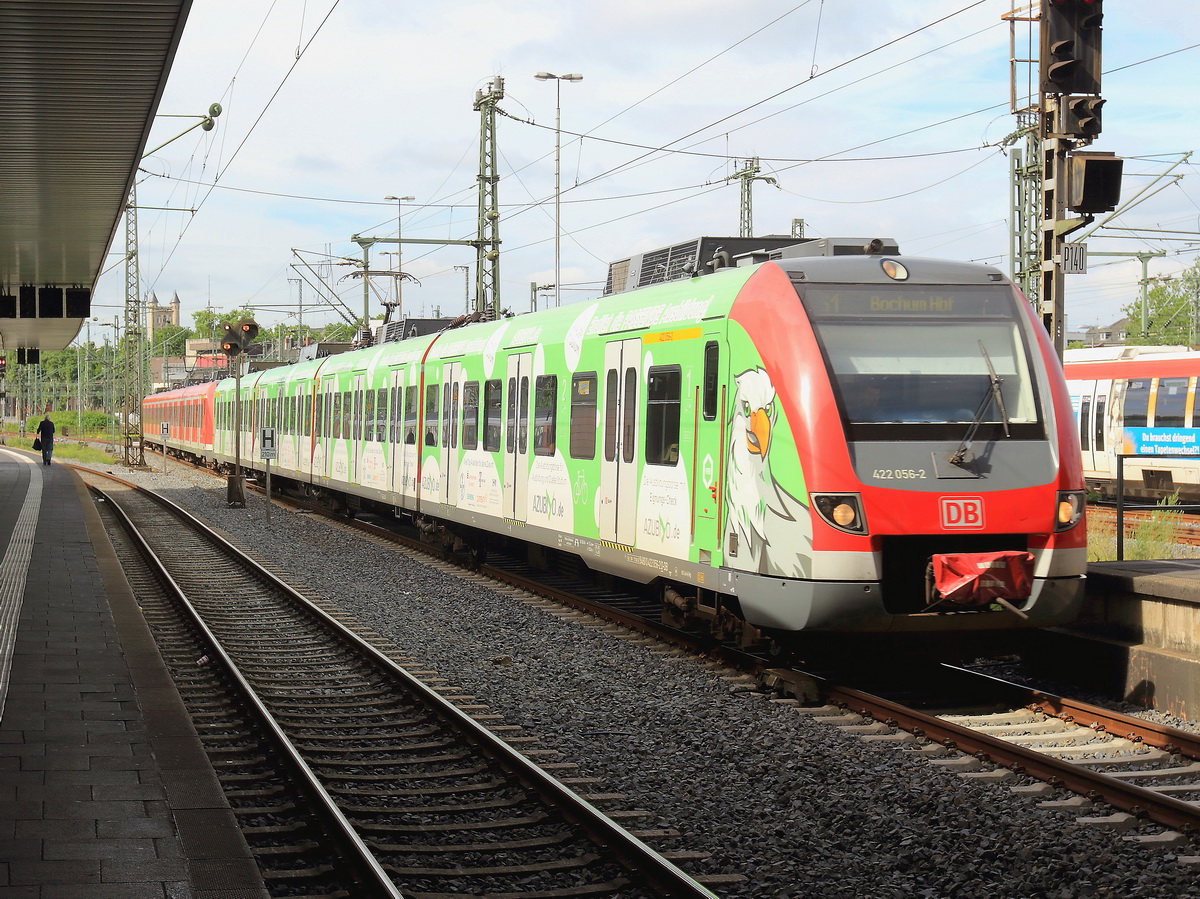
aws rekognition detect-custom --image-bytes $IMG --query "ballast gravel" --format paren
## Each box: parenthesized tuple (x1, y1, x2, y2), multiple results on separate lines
(82, 460, 1200, 899)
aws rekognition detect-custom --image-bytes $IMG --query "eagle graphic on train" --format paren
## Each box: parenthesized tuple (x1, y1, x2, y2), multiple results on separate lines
(724, 367, 812, 578)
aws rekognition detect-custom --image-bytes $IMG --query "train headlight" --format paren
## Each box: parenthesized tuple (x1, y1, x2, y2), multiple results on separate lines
(812, 493, 868, 534)
(1055, 490, 1085, 532)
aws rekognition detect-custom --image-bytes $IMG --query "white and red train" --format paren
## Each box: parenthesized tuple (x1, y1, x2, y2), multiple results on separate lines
(1064, 345, 1200, 501)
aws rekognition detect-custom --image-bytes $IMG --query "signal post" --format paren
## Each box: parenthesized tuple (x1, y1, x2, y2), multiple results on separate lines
(220, 319, 259, 508)
(1039, 0, 1122, 356)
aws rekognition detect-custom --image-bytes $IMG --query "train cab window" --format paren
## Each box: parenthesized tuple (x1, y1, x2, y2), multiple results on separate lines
(462, 381, 480, 450)
(483, 379, 502, 452)
(798, 283, 1042, 441)
(702, 342, 719, 421)
(1080, 396, 1092, 452)
(646, 366, 682, 466)
(425, 384, 439, 446)
(1123, 379, 1150, 428)
(403, 386, 418, 445)
(1154, 377, 1188, 428)
(570, 372, 598, 460)
(534, 375, 557, 455)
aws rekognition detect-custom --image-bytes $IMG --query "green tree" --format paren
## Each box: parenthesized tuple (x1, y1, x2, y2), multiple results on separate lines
(1122, 259, 1200, 346)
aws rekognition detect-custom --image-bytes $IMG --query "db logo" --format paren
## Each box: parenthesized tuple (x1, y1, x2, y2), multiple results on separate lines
(941, 496, 985, 529)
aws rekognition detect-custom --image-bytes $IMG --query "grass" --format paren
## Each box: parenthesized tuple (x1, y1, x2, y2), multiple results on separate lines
(1087, 491, 1192, 562)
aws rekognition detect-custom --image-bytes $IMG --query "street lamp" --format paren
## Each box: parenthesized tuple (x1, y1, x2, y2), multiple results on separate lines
(384, 195, 415, 317)
(534, 72, 583, 307)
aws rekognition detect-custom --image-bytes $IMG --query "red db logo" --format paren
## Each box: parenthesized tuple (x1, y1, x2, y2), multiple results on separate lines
(941, 497, 984, 529)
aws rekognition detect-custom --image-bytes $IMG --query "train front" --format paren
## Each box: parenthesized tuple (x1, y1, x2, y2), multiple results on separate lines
(723, 255, 1086, 634)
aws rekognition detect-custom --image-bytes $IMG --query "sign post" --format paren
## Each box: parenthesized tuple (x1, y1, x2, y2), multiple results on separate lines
(260, 427, 277, 525)
(160, 421, 169, 473)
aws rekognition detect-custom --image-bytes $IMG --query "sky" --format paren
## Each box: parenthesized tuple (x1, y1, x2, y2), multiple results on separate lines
(88, 0, 1200, 341)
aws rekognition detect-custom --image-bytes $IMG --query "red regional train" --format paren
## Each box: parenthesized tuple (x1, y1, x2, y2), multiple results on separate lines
(145, 238, 1087, 647)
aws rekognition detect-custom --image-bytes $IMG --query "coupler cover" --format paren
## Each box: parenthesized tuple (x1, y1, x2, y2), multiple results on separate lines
(928, 550, 1034, 612)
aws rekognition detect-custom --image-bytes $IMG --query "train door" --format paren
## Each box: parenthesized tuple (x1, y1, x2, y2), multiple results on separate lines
(1085, 379, 1112, 477)
(600, 338, 640, 546)
(391, 368, 420, 500)
(351, 374, 365, 480)
(441, 361, 463, 506)
(504, 353, 532, 521)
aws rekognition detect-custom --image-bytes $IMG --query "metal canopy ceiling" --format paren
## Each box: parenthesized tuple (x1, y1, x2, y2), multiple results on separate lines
(0, 0, 192, 353)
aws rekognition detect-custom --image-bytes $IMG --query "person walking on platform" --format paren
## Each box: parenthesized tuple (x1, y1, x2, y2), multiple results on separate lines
(35, 413, 54, 465)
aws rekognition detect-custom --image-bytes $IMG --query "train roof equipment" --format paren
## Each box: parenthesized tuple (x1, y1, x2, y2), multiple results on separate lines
(603, 235, 901, 295)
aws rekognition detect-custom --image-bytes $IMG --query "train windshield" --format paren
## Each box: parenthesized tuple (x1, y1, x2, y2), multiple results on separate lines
(796, 283, 1044, 442)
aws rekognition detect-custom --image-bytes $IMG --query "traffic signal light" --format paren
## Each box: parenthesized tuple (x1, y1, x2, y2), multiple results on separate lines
(1041, 0, 1103, 95)
(1067, 152, 1123, 214)
(220, 321, 242, 356)
(1061, 95, 1104, 138)
(237, 320, 260, 347)
(0, 356, 7, 376)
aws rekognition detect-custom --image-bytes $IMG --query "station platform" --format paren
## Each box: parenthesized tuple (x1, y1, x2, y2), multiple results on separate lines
(1031, 558, 1200, 722)
(0, 448, 266, 898)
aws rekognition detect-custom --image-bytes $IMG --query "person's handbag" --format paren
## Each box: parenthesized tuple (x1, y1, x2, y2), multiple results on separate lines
(32, 437, 41, 451)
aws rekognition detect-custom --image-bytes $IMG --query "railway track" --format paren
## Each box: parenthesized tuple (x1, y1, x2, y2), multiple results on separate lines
(116, 453, 1200, 859)
(80, 467, 722, 898)
(805, 665, 1200, 848)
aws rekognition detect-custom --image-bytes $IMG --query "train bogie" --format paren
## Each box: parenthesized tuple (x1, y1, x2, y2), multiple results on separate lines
(145, 240, 1086, 641)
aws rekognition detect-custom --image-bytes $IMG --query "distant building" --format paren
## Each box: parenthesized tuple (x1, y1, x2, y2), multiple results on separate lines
(145, 291, 181, 343)
(1076, 317, 1129, 347)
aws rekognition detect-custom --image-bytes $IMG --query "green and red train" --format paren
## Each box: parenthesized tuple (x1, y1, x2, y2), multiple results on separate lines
(144, 238, 1087, 646)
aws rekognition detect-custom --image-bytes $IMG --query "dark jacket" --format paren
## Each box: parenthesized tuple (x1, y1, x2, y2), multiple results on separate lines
(35, 418, 55, 445)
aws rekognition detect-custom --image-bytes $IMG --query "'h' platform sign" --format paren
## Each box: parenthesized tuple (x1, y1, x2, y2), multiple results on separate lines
(260, 427, 277, 461)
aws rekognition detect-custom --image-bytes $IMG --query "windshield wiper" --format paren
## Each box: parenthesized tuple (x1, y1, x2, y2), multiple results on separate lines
(949, 340, 1010, 465)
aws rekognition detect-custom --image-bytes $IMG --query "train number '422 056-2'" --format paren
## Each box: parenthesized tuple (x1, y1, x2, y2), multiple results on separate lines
(872, 468, 928, 480)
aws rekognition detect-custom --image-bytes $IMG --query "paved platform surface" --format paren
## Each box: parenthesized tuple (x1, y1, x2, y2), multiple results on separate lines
(0, 448, 267, 898)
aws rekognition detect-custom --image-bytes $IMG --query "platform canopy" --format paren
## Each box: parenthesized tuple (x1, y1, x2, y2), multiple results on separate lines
(0, 0, 192, 354)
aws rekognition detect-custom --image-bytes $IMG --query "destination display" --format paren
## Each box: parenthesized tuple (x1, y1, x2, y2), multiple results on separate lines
(798, 284, 1016, 320)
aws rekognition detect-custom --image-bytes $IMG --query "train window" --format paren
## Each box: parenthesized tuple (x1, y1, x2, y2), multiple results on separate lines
(361, 390, 372, 441)
(1080, 396, 1091, 452)
(534, 374, 557, 456)
(623, 368, 637, 464)
(403, 386, 418, 445)
(570, 372, 598, 460)
(506, 376, 517, 453)
(1154, 377, 1188, 428)
(1123, 379, 1150, 428)
(443, 383, 452, 448)
(646, 366, 682, 466)
(1094, 397, 1106, 451)
(702, 342, 719, 421)
(462, 381, 480, 450)
(450, 383, 460, 450)
(388, 385, 399, 443)
(425, 384, 439, 446)
(604, 370, 619, 463)
(331, 393, 342, 439)
(519, 376, 530, 454)
(376, 388, 388, 442)
(484, 379, 502, 452)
